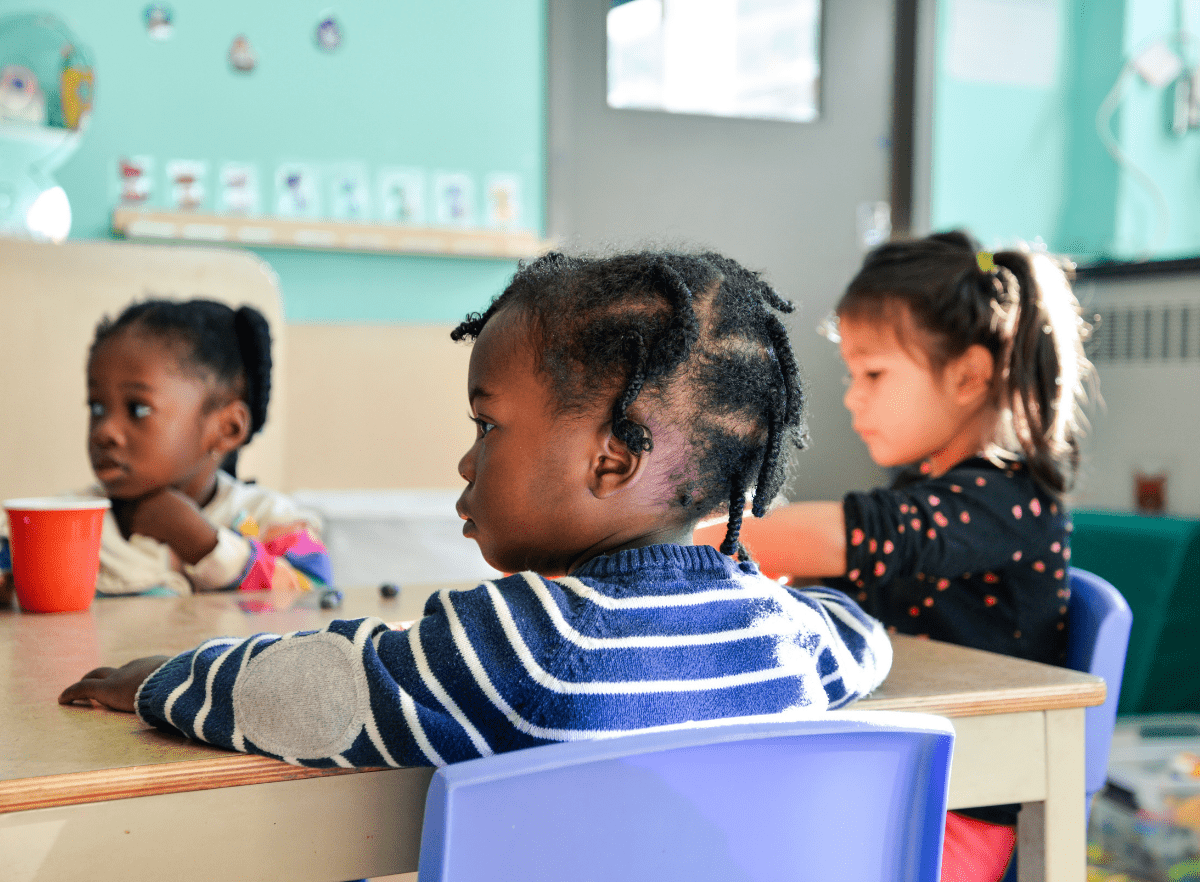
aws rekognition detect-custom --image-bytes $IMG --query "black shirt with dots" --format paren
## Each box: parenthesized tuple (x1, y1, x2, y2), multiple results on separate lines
(827, 456, 1070, 668)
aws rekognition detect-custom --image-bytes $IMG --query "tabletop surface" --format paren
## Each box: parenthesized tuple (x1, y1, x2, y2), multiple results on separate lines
(0, 582, 1104, 813)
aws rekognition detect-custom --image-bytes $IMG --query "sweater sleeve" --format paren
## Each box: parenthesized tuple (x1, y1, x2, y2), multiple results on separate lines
(184, 520, 333, 592)
(134, 588, 549, 768)
(783, 583, 892, 704)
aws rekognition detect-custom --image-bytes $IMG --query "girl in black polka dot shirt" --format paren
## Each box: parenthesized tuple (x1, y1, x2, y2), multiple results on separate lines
(836, 454, 1072, 666)
(697, 231, 1094, 881)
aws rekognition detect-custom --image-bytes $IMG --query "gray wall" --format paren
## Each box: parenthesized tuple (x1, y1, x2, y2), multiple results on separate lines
(546, 0, 894, 498)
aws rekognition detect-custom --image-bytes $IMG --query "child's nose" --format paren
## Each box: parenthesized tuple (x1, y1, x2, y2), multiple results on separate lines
(89, 414, 121, 447)
(457, 445, 476, 484)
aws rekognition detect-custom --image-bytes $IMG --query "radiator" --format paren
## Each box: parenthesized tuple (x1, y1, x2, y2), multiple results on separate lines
(1072, 275, 1200, 516)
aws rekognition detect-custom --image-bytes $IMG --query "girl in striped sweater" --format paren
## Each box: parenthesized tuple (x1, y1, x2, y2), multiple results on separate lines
(60, 250, 891, 770)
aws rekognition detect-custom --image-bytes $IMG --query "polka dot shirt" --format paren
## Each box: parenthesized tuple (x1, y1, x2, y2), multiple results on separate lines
(826, 457, 1070, 667)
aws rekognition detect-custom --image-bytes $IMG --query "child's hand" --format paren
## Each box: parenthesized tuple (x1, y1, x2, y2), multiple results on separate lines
(58, 656, 171, 712)
(123, 488, 219, 565)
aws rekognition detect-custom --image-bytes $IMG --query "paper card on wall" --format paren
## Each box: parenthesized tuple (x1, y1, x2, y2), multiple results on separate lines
(328, 163, 371, 220)
(315, 14, 343, 51)
(229, 34, 257, 74)
(946, 0, 1060, 88)
(165, 159, 207, 211)
(116, 155, 154, 206)
(219, 162, 260, 215)
(274, 163, 320, 217)
(377, 168, 425, 225)
(484, 173, 521, 229)
(143, 4, 173, 41)
(433, 172, 474, 227)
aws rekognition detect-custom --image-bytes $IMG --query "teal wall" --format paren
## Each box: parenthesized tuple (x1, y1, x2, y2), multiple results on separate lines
(930, 0, 1070, 252)
(930, 0, 1200, 264)
(1, 0, 546, 322)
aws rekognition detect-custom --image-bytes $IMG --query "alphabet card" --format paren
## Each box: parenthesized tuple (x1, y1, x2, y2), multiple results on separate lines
(433, 172, 474, 227)
(165, 159, 207, 211)
(274, 162, 319, 217)
(377, 167, 425, 225)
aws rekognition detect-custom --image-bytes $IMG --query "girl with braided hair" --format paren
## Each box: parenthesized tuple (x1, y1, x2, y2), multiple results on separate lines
(1, 298, 331, 601)
(59, 250, 890, 776)
(699, 231, 1094, 882)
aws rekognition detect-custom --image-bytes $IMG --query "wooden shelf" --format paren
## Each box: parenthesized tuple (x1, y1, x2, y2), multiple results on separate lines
(111, 207, 553, 260)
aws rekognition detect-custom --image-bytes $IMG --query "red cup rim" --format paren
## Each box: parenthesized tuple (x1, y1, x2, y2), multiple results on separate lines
(4, 496, 112, 512)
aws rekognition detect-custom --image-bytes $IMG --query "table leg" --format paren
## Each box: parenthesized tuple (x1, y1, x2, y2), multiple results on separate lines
(1017, 707, 1086, 882)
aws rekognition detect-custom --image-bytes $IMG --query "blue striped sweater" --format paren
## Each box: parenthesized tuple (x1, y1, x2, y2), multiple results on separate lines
(135, 544, 892, 768)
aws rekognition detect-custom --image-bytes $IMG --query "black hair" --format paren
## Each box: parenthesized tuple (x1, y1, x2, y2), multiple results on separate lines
(451, 250, 807, 559)
(90, 298, 273, 478)
(838, 230, 1092, 496)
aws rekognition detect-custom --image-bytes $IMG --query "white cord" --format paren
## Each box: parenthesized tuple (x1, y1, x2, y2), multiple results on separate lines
(1094, 60, 1172, 260)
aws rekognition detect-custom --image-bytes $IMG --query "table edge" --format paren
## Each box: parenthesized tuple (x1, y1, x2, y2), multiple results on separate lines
(0, 753, 377, 814)
(862, 680, 1106, 717)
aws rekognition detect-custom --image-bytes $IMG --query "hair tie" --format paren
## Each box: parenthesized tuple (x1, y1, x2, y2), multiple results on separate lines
(976, 251, 996, 273)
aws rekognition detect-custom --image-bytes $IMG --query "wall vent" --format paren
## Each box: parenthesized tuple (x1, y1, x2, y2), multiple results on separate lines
(1086, 303, 1200, 363)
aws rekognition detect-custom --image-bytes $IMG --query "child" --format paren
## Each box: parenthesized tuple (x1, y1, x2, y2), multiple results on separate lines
(1, 298, 331, 603)
(699, 231, 1093, 882)
(58, 250, 891, 772)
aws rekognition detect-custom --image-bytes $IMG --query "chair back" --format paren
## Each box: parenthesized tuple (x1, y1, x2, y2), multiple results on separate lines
(1066, 567, 1133, 802)
(418, 711, 955, 882)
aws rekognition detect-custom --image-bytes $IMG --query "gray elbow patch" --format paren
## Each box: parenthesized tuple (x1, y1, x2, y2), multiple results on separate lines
(233, 632, 369, 760)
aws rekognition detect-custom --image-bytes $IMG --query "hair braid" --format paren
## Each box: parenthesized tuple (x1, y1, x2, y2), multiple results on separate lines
(721, 479, 748, 556)
(611, 330, 652, 453)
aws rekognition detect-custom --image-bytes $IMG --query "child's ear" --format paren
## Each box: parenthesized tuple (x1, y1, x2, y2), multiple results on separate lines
(589, 430, 649, 499)
(207, 399, 252, 455)
(953, 344, 995, 404)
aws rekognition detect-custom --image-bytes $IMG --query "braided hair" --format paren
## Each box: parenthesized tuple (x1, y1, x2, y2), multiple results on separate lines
(451, 250, 808, 559)
(838, 230, 1092, 496)
(90, 298, 273, 477)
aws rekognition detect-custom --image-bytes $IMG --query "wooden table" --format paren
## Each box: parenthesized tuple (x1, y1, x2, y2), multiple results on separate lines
(0, 584, 1104, 882)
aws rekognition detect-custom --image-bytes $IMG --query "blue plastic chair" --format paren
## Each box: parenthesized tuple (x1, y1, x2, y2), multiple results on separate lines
(1000, 566, 1133, 882)
(417, 711, 955, 882)
(1064, 566, 1132, 810)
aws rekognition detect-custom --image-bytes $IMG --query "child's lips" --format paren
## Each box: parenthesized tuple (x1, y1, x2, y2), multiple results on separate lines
(456, 498, 476, 537)
(92, 459, 126, 483)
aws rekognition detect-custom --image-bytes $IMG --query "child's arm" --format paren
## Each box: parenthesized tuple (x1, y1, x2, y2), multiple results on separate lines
(694, 501, 846, 578)
(120, 488, 332, 593)
(785, 583, 893, 700)
(120, 489, 219, 566)
(58, 593, 543, 769)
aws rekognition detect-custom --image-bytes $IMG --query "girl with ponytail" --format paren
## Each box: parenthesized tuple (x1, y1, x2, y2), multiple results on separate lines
(697, 230, 1094, 882)
(6, 298, 330, 597)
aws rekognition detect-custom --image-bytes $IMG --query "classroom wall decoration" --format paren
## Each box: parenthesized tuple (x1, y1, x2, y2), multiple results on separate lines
(0, 0, 547, 323)
(0, 11, 94, 241)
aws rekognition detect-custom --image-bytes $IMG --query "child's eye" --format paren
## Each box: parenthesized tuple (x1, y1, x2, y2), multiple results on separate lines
(129, 402, 152, 419)
(88, 401, 105, 419)
(471, 416, 495, 438)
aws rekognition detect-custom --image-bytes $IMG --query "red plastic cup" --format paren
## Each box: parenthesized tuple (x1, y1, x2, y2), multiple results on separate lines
(4, 497, 110, 613)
